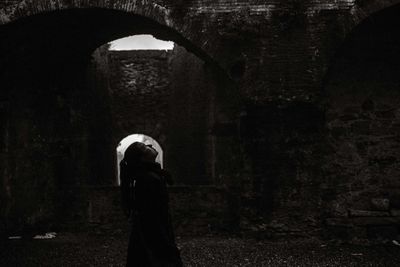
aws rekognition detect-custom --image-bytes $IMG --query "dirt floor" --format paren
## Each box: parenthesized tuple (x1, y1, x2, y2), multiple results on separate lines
(1, 231, 400, 267)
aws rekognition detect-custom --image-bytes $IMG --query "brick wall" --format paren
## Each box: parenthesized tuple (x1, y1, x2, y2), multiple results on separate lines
(106, 47, 216, 185)
(322, 7, 400, 240)
(1, 1, 400, 240)
(108, 49, 172, 145)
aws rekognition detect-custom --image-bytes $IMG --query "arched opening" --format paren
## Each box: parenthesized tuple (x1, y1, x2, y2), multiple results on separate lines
(116, 134, 163, 185)
(90, 34, 218, 186)
(322, 4, 400, 239)
(0, 8, 239, 234)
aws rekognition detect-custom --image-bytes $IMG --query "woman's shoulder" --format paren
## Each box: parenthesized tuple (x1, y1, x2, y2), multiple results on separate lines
(142, 165, 163, 182)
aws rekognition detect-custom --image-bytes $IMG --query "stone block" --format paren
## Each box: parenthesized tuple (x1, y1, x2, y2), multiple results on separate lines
(352, 217, 398, 226)
(390, 209, 400, 217)
(351, 120, 370, 135)
(325, 225, 352, 240)
(328, 201, 349, 217)
(367, 226, 398, 240)
(349, 209, 389, 217)
(326, 218, 352, 227)
(389, 195, 400, 208)
(351, 226, 368, 239)
(371, 198, 390, 211)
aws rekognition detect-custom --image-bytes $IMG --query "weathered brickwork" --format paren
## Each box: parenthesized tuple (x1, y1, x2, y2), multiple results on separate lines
(0, 0, 398, 101)
(55, 185, 228, 235)
(108, 49, 172, 146)
(1, 0, 400, 240)
(56, 47, 224, 233)
(98, 46, 216, 185)
(321, 6, 400, 240)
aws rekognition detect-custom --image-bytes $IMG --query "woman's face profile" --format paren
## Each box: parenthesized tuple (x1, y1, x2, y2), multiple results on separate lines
(141, 145, 158, 163)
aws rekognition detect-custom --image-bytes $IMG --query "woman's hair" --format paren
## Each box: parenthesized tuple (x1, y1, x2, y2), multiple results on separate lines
(141, 145, 158, 163)
(123, 142, 158, 165)
(120, 142, 160, 217)
(123, 142, 148, 164)
(120, 142, 148, 217)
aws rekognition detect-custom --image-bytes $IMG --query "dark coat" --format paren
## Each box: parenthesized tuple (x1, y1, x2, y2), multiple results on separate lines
(121, 162, 182, 267)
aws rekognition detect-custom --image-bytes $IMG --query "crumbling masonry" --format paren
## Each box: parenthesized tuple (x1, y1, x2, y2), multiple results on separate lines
(1, 0, 400, 240)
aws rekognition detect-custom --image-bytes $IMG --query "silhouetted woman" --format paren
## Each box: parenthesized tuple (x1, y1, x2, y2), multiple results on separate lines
(120, 142, 182, 267)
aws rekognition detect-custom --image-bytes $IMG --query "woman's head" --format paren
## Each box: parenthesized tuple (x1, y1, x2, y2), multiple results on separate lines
(123, 142, 158, 164)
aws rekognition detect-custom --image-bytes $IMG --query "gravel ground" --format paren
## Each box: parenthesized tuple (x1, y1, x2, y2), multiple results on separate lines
(1, 231, 400, 267)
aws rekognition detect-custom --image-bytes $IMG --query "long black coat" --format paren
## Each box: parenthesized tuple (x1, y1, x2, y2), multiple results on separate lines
(121, 162, 182, 267)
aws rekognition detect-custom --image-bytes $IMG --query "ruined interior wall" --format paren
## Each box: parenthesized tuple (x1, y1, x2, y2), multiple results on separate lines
(107, 49, 172, 185)
(239, 102, 325, 237)
(0, 51, 95, 232)
(322, 10, 400, 240)
(0, 21, 118, 232)
(1, 1, 400, 238)
(82, 46, 225, 233)
(167, 46, 215, 185)
(108, 49, 172, 147)
(107, 46, 217, 185)
(86, 45, 116, 185)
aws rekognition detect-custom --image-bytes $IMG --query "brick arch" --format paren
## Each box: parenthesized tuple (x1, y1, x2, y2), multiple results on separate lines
(0, 0, 170, 26)
(338, 0, 400, 42)
(320, 0, 400, 89)
(350, 0, 400, 26)
(0, 0, 223, 71)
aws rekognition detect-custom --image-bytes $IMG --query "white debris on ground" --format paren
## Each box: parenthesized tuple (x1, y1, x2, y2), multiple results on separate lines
(33, 232, 57, 240)
(351, 253, 363, 256)
(392, 240, 400, 246)
(8, 236, 22, 240)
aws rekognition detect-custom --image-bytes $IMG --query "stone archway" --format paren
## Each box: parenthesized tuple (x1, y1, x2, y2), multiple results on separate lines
(0, 1, 170, 26)
(0, 6, 240, 233)
(350, 0, 400, 27)
(0, 1, 229, 72)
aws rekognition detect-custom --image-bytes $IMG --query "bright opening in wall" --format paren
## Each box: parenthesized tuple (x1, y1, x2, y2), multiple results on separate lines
(109, 34, 174, 51)
(116, 134, 163, 185)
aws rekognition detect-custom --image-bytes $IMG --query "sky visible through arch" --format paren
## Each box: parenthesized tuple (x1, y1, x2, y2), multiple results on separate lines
(109, 34, 174, 50)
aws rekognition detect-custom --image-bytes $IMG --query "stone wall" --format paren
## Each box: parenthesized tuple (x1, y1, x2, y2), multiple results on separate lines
(105, 47, 216, 185)
(1, 1, 400, 240)
(56, 185, 228, 236)
(108, 49, 172, 145)
(67, 46, 224, 234)
(167, 46, 216, 185)
(322, 6, 400, 240)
